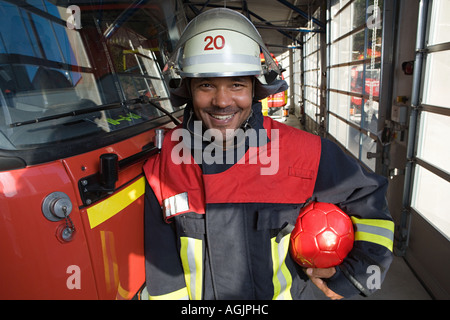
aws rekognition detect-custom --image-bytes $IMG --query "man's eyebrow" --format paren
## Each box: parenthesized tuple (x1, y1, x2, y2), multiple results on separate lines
(195, 77, 211, 82)
(230, 77, 247, 82)
(193, 77, 249, 83)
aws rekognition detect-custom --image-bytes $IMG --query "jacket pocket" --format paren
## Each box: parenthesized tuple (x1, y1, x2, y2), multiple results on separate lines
(256, 205, 301, 232)
(287, 167, 316, 203)
(288, 167, 314, 180)
(173, 212, 206, 237)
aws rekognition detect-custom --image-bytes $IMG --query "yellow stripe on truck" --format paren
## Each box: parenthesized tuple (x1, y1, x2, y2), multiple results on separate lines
(87, 177, 145, 229)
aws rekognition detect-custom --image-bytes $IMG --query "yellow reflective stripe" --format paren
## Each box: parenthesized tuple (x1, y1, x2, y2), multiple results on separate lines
(271, 234, 293, 300)
(354, 231, 394, 252)
(351, 217, 395, 252)
(149, 287, 189, 300)
(180, 237, 203, 300)
(351, 216, 395, 230)
(87, 177, 145, 229)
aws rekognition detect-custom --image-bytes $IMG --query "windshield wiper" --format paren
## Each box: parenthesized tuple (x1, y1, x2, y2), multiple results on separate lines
(9, 96, 181, 128)
(9, 102, 125, 128)
(129, 95, 181, 126)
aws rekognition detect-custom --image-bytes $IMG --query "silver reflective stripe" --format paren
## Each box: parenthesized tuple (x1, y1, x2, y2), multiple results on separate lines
(353, 223, 394, 241)
(351, 217, 395, 251)
(182, 53, 260, 67)
(163, 192, 189, 218)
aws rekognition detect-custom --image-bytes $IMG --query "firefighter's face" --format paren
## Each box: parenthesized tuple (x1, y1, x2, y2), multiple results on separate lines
(190, 76, 253, 141)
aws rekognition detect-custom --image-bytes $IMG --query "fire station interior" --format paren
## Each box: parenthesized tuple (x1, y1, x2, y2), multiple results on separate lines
(0, 0, 448, 300)
(179, 0, 448, 300)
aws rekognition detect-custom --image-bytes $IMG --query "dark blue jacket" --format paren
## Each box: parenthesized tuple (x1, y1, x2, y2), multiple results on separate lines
(143, 102, 394, 299)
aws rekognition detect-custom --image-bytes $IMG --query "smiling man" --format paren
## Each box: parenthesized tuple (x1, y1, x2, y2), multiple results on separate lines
(143, 8, 394, 300)
(190, 76, 253, 143)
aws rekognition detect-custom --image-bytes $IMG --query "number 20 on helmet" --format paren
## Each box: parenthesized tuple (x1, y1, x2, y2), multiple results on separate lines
(163, 8, 281, 87)
(289, 202, 354, 269)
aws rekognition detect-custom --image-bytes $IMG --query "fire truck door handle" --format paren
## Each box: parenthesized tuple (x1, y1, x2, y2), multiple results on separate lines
(99, 153, 118, 192)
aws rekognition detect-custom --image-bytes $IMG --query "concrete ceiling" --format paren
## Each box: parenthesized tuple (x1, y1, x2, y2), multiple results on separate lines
(183, 0, 324, 55)
(56, 0, 324, 55)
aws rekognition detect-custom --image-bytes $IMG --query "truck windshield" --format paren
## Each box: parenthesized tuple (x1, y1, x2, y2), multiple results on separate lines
(0, 0, 185, 151)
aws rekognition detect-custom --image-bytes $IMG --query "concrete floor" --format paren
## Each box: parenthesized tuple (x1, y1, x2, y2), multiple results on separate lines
(282, 113, 303, 130)
(349, 255, 431, 300)
(280, 114, 432, 300)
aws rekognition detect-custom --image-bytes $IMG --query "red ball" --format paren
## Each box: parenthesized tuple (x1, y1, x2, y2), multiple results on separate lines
(289, 202, 354, 268)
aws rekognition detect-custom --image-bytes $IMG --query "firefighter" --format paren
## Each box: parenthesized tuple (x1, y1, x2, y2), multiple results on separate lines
(143, 8, 394, 300)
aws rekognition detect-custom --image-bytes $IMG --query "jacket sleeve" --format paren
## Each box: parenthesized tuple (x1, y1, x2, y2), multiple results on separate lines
(144, 180, 188, 299)
(312, 138, 394, 298)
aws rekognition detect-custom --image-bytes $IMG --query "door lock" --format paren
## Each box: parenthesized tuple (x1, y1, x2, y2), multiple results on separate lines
(42, 192, 73, 222)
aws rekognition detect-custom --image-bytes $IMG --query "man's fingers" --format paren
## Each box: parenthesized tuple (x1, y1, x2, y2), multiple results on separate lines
(306, 267, 344, 300)
(306, 267, 336, 279)
(308, 273, 325, 289)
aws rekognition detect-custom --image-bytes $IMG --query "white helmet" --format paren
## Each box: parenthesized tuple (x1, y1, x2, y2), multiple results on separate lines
(164, 8, 281, 87)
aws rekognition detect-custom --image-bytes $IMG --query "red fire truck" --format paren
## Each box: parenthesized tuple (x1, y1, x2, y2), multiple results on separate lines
(0, 0, 185, 299)
(350, 49, 380, 122)
(260, 53, 288, 121)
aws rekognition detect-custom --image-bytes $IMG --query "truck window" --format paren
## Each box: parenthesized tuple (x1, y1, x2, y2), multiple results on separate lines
(0, 0, 185, 165)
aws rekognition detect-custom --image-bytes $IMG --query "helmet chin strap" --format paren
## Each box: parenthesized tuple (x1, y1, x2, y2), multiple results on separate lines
(239, 77, 255, 131)
(252, 77, 256, 99)
(240, 109, 253, 131)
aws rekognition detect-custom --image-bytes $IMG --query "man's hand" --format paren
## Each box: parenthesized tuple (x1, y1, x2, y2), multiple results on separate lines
(306, 267, 344, 300)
